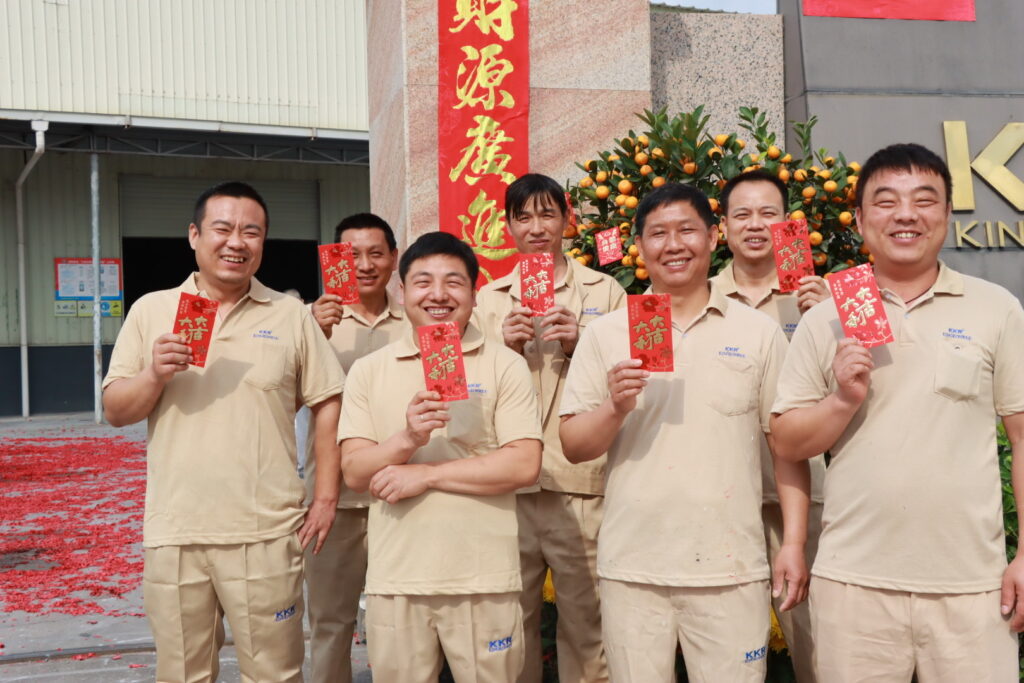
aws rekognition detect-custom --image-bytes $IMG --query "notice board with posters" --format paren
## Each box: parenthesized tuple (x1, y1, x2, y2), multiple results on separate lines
(54, 257, 124, 317)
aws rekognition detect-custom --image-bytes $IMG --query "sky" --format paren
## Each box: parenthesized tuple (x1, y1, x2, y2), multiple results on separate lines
(653, 0, 778, 14)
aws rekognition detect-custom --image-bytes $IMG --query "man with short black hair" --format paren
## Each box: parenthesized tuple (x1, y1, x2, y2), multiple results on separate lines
(772, 143, 1024, 681)
(560, 182, 810, 682)
(340, 231, 543, 682)
(476, 172, 625, 682)
(712, 169, 830, 681)
(304, 212, 405, 683)
(103, 181, 343, 682)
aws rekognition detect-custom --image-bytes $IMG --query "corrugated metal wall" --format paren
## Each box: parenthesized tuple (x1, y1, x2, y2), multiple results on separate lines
(0, 0, 368, 132)
(0, 149, 371, 346)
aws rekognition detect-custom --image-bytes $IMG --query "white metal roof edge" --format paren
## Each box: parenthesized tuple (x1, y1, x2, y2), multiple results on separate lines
(0, 109, 370, 142)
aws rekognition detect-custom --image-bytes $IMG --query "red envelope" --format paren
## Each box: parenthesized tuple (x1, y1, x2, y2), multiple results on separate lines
(830, 264, 894, 348)
(770, 219, 815, 292)
(417, 322, 469, 401)
(520, 253, 555, 317)
(627, 294, 673, 372)
(172, 293, 219, 367)
(318, 243, 360, 304)
(596, 227, 623, 266)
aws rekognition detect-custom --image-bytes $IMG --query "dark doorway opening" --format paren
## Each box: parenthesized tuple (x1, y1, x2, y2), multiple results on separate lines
(121, 238, 321, 313)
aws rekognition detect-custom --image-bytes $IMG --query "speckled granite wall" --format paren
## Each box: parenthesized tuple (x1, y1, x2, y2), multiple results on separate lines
(650, 7, 785, 141)
(368, 0, 652, 248)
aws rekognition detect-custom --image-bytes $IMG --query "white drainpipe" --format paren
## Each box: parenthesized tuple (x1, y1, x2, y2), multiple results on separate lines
(15, 120, 48, 417)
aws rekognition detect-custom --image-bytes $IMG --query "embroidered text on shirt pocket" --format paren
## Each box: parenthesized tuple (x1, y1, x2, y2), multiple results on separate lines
(243, 343, 289, 391)
(708, 356, 758, 416)
(934, 343, 981, 402)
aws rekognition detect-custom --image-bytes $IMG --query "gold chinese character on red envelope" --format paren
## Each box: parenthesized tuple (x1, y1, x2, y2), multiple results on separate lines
(418, 322, 470, 401)
(830, 264, 894, 348)
(770, 219, 815, 292)
(520, 253, 554, 316)
(318, 243, 360, 305)
(627, 294, 673, 372)
(172, 293, 219, 367)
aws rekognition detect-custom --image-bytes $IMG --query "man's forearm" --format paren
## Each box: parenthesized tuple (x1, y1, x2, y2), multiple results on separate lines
(310, 396, 342, 506)
(342, 432, 420, 492)
(102, 369, 166, 427)
(421, 439, 541, 496)
(559, 399, 627, 463)
(771, 393, 860, 462)
(774, 453, 811, 547)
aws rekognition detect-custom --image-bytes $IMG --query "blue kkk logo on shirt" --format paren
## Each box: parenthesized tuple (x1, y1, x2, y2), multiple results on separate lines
(743, 645, 767, 662)
(718, 345, 746, 358)
(487, 635, 513, 652)
(274, 604, 296, 622)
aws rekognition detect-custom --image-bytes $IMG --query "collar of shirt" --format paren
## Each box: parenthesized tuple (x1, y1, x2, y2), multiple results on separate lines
(713, 260, 782, 307)
(880, 260, 964, 308)
(642, 281, 730, 332)
(182, 272, 272, 304)
(341, 289, 404, 326)
(493, 253, 604, 301)
(392, 319, 486, 358)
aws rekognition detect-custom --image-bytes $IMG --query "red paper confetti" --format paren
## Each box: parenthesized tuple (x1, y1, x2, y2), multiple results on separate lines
(0, 436, 146, 617)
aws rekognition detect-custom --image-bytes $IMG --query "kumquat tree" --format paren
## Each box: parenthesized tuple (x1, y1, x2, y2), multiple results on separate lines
(564, 106, 869, 294)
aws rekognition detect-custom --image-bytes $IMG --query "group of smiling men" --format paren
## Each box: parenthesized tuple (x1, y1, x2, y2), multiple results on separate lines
(104, 141, 1024, 683)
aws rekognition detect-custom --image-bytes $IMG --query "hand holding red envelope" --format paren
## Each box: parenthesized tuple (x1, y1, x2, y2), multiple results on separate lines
(520, 253, 555, 316)
(627, 294, 673, 372)
(417, 322, 469, 401)
(596, 227, 624, 266)
(318, 242, 360, 304)
(172, 293, 219, 367)
(770, 219, 815, 292)
(830, 264, 894, 348)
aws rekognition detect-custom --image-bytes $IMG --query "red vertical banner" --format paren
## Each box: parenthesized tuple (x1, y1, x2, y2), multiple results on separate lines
(803, 0, 974, 21)
(438, 0, 530, 287)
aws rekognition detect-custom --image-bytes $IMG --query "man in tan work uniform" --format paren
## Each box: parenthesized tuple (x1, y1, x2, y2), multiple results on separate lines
(560, 183, 811, 683)
(103, 181, 343, 682)
(339, 231, 543, 683)
(711, 169, 830, 681)
(475, 173, 625, 682)
(303, 212, 405, 683)
(771, 143, 1024, 682)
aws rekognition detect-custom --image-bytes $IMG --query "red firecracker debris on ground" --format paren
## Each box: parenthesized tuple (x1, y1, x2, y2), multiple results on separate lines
(0, 436, 146, 617)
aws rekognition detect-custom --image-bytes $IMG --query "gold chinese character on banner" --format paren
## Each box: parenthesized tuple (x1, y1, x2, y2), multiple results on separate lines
(449, 115, 516, 185)
(450, 0, 518, 41)
(457, 189, 518, 263)
(455, 44, 515, 110)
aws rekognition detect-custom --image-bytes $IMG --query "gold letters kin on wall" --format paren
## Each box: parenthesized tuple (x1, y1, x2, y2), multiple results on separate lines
(943, 121, 1024, 249)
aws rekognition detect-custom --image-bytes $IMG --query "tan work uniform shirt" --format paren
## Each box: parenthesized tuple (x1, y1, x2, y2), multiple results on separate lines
(338, 322, 542, 595)
(560, 284, 788, 587)
(103, 274, 343, 548)
(712, 261, 826, 503)
(304, 294, 407, 508)
(476, 255, 627, 495)
(773, 264, 1024, 593)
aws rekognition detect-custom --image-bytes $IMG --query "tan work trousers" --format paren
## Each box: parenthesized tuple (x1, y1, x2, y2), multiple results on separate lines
(811, 577, 1019, 683)
(366, 592, 524, 683)
(304, 507, 368, 683)
(763, 500, 823, 682)
(143, 534, 305, 683)
(517, 489, 607, 683)
(601, 578, 770, 683)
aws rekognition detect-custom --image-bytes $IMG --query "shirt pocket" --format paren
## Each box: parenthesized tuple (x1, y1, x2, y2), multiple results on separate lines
(708, 356, 758, 416)
(446, 393, 496, 455)
(934, 343, 982, 402)
(243, 343, 290, 391)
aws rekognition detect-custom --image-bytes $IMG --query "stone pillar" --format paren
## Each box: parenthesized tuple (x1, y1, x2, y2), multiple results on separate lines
(368, 0, 652, 250)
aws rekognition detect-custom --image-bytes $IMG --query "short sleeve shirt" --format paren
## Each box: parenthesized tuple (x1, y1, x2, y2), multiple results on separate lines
(712, 261, 826, 503)
(772, 264, 1024, 593)
(476, 255, 627, 495)
(103, 274, 344, 548)
(304, 294, 407, 508)
(338, 322, 542, 595)
(560, 284, 787, 587)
